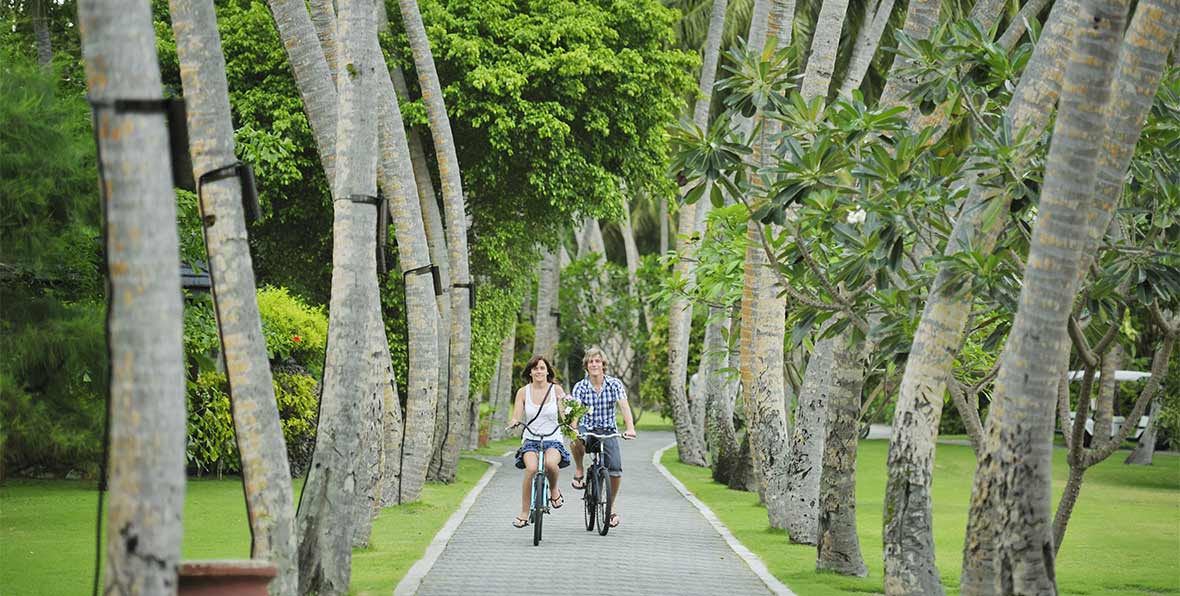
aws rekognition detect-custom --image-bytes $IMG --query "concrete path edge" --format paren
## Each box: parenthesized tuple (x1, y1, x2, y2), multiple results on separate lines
(652, 443, 799, 596)
(393, 453, 506, 596)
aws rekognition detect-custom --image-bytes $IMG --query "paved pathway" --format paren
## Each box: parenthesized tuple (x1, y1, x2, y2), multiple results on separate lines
(403, 431, 776, 596)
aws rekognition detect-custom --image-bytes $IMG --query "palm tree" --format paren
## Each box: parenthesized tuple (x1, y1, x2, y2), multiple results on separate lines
(294, 0, 380, 589)
(397, 0, 474, 483)
(77, 0, 186, 590)
(168, 0, 298, 590)
(668, 0, 729, 467)
(881, 2, 1084, 592)
(960, 0, 1127, 589)
(799, 0, 849, 100)
(533, 249, 560, 359)
(31, 0, 51, 68)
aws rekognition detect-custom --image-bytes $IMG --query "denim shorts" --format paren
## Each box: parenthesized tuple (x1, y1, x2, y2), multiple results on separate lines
(577, 425, 623, 477)
(514, 440, 571, 470)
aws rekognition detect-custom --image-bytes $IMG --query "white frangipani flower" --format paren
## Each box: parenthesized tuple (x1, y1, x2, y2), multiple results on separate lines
(846, 207, 867, 225)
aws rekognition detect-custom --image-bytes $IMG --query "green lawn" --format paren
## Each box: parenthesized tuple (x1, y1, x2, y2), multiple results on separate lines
(663, 440, 1180, 596)
(0, 457, 490, 595)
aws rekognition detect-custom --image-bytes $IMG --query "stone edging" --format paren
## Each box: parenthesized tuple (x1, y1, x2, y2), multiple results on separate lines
(651, 443, 799, 596)
(393, 452, 507, 596)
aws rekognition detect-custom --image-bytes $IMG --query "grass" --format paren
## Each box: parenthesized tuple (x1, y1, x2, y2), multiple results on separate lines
(662, 440, 1180, 596)
(0, 457, 491, 595)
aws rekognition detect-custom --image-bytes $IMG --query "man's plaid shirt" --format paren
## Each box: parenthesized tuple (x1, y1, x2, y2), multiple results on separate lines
(571, 374, 627, 430)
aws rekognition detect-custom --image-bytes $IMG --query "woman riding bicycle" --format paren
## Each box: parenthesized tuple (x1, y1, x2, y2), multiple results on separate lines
(507, 355, 573, 528)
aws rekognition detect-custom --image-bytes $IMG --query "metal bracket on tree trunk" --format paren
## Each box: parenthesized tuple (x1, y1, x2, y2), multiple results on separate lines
(453, 282, 475, 309)
(550, 309, 561, 326)
(86, 96, 193, 190)
(342, 193, 389, 276)
(403, 263, 443, 296)
(197, 162, 260, 224)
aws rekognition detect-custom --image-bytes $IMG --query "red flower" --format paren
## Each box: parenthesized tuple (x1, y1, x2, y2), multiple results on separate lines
(292, 335, 301, 343)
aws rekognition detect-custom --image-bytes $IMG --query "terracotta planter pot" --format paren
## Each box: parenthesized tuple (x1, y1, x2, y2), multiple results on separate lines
(179, 559, 276, 596)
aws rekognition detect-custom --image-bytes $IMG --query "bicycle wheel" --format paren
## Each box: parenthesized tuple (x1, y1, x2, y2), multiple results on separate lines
(583, 465, 596, 531)
(596, 466, 611, 536)
(532, 475, 546, 546)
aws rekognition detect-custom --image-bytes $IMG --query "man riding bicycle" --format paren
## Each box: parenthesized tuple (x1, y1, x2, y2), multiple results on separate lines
(570, 347, 637, 528)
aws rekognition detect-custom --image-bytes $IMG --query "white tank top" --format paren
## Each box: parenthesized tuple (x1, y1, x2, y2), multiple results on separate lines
(522, 384, 561, 441)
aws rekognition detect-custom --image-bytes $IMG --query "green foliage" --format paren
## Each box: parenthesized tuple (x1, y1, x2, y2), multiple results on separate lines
(558, 253, 644, 378)
(386, 0, 697, 281)
(184, 369, 319, 477)
(256, 286, 329, 375)
(471, 280, 528, 393)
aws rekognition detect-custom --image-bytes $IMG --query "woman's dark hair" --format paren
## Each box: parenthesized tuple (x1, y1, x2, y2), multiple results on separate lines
(523, 354, 556, 383)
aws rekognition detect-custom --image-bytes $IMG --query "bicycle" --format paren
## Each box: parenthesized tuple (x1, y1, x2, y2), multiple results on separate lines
(578, 429, 628, 536)
(507, 419, 562, 546)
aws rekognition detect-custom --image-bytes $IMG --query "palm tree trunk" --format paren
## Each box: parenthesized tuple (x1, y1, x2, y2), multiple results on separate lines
(533, 249, 560, 359)
(1124, 398, 1161, 465)
(32, 0, 52, 68)
(881, 3, 1082, 592)
(668, 0, 728, 467)
(816, 332, 869, 576)
(838, 0, 898, 96)
(784, 331, 834, 544)
(308, 0, 337, 83)
(801, 0, 850, 101)
(353, 304, 387, 548)
(998, 0, 1054, 51)
(78, 0, 186, 590)
(398, 0, 473, 483)
(960, 0, 1126, 589)
(294, 0, 380, 589)
(705, 313, 742, 484)
(372, 34, 442, 505)
(169, 0, 297, 590)
(876, 0, 939, 112)
(490, 320, 517, 440)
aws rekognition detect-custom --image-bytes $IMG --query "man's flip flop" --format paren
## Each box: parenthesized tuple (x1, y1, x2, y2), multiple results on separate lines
(609, 513, 620, 527)
(571, 476, 585, 490)
(513, 516, 529, 528)
(549, 492, 564, 509)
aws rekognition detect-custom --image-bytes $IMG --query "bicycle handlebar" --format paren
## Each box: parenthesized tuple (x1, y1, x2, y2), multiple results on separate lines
(579, 430, 634, 440)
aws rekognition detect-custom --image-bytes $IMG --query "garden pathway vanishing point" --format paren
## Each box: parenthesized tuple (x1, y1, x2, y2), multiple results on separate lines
(396, 431, 795, 596)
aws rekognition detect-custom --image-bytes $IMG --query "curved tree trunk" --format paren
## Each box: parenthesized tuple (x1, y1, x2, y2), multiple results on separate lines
(1125, 398, 1161, 465)
(169, 0, 298, 590)
(308, 0, 336, 83)
(998, 0, 1054, 51)
(668, 0, 728, 467)
(882, 3, 1081, 592)
(838, 0, 898, 96)
(960, 0, 1126, 590)
(876, 0, 940, 113)
(800, 0, 850, 101)
(398, 0, 473, 484)
(816, 333, 869, 576)
(784, 332, 834, 544)
(267, 0, 337, 182)
(295, 0, 380, 589)
(78, 0, 186, 590)
(373, 34, 441, 505)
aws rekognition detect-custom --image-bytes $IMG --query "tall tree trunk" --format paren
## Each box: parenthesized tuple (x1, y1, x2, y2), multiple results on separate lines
(32, 0, 52, 68)
(784, 332, 835, 544)
(267, 0, 337, 182)
(659, 199, 669, 255)
(1092, 346, 1121, 446)
(882, 3, 1081, 592)
(398, 0, 473, 484)
(997, 0, 1054, 51)
(169, 0, 297, 591)
(387, 63, 455, 480)
(533, 249, 560, 359)
(960, 0, 1126, 590)
(295, 0, 379, 589)
(875, 0, 940, 113)
(705, 314, 742, 484)
(78, 0, 186, 590)
(668, 0, 728, 467)
(373, 34, 441, 506)
(308, 0, 337, 82)
(800, 0, 850, 101)
(838, 0, 898, 95)
(816, 333, 869, 576)
(489, 320, 517, 440)
(353, 304, 386, 548)
(739, 231, 791, 524)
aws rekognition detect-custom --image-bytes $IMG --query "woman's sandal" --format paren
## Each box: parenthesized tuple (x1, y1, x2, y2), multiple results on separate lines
(512, 516, 529, 528)
(571, 475, 585, 490)
(549, 492, 564, 509)
(608, 513, 620, 527)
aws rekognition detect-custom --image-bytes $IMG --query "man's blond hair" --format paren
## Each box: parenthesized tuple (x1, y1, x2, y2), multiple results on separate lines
(582, 346, 608, 369)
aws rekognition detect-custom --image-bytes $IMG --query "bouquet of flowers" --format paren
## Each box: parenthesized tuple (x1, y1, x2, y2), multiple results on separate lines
(558, 396, 590, 440)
